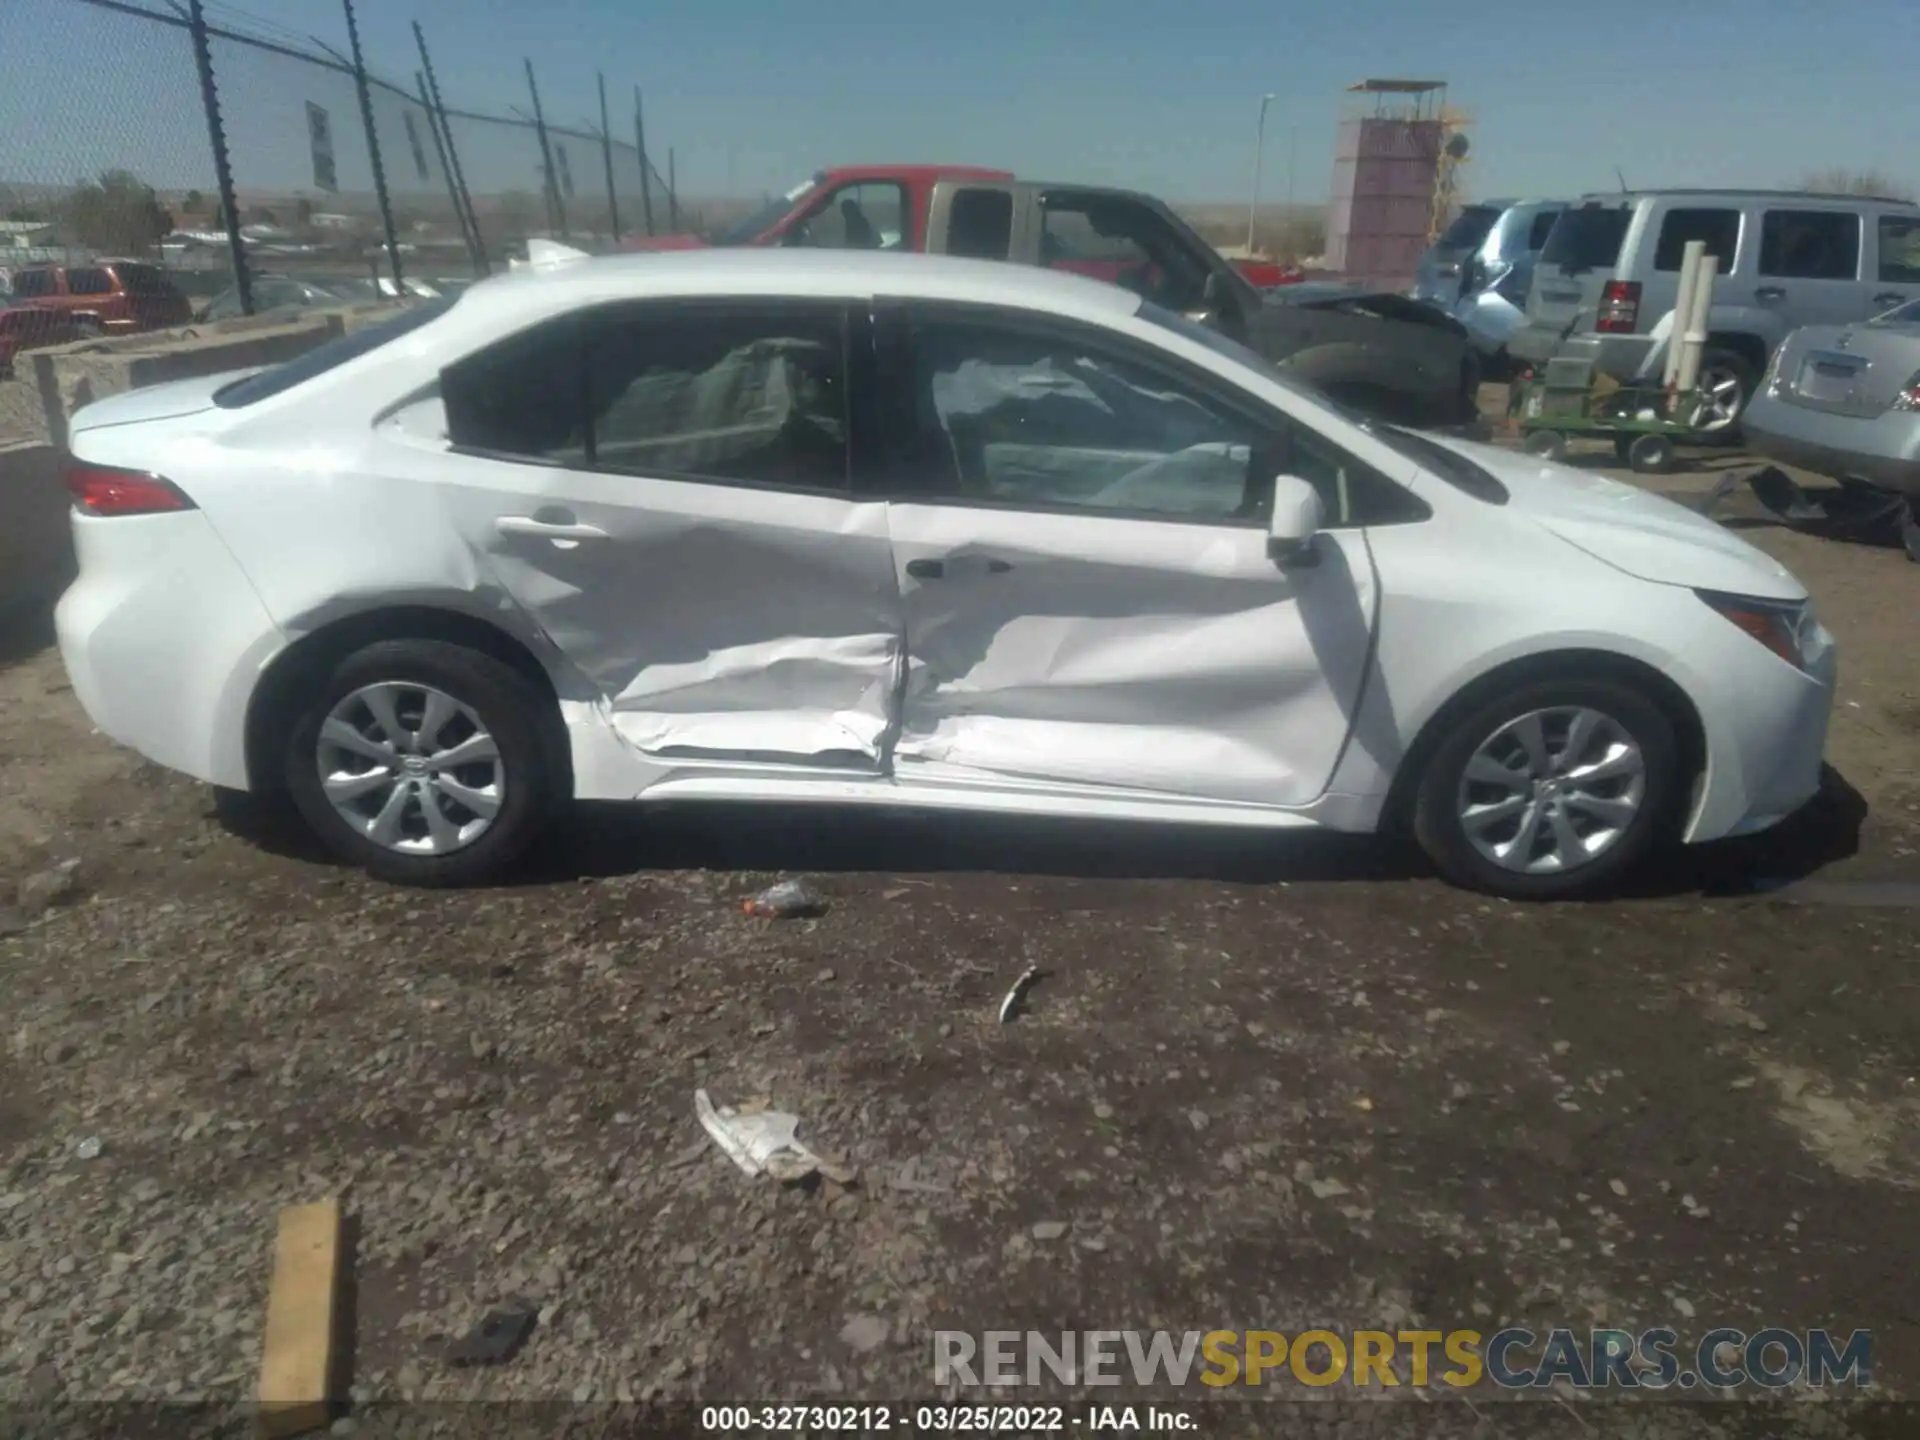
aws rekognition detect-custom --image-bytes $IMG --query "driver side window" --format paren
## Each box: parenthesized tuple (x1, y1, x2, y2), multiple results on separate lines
(791, 183, 906, 251)
(1039, 195, 1208, 312)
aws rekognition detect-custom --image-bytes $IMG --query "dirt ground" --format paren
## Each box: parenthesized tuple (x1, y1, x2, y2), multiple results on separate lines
(1, 436, 1918, 1437)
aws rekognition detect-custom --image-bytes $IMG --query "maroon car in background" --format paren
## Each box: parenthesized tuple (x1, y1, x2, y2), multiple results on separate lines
(7, 260, 192, 339)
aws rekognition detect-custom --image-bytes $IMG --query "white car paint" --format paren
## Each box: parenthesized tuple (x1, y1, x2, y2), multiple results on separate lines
(55, 249, 1836, 877)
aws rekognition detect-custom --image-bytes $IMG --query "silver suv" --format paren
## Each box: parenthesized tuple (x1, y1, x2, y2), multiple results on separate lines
(1508, 189, 1920, 432)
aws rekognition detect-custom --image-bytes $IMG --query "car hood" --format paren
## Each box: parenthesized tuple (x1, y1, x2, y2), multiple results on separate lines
(1424, 437, 1807, 601)
(67, 370, 251, 433)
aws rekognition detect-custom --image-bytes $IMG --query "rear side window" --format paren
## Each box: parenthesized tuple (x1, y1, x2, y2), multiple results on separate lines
(1652, 208, 1740, 270)
(11, 270, 57, 298)
(66, 268, 113, 296)
(1759, 210, 1860, 281)
(214, 299, 454, 408)
(946, 189, 1014, 260)
(1877, 215, 1920, 284)
(111, 263, 175, 296)
(443, 300, 851, 493)
(1438, 206, 1500, 250)
(1525, 210, 1561, 250)
(1540, 204, 1631, 271)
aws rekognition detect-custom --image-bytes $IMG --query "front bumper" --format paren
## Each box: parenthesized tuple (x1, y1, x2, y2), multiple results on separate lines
(1684, 622, 1838, 844)
(1744, 402, 1920, 498)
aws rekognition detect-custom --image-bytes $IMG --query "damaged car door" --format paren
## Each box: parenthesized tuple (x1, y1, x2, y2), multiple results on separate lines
(433, 298, 902, 771)
(866, 302, 1380, 807)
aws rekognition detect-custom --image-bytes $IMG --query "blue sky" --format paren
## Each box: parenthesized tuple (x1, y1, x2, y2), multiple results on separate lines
(3, 0, 1917, 206)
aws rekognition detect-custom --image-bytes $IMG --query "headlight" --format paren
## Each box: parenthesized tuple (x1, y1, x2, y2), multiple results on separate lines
(1695, 590, 1823, 671)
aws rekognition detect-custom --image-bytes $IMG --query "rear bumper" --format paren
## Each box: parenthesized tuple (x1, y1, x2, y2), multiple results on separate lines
(55, 509, 284, 789)
(1743, 403, 1920, 497)
(1508, 323, 1655, 379)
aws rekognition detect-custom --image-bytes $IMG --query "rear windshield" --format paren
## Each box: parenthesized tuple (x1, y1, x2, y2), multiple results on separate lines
(214, 299, 454, 408)
(1871, 298, 1920, 325)
(1540, 204, 1631, 272)
(1438, 206, 1500, 251)
(112, 263, 176, 296)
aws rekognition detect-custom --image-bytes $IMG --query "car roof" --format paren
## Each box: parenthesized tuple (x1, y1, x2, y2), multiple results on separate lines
(817, 164, 1014, 186)
(469, 247, 1143, 324)
(1574, 188, 1918, 207)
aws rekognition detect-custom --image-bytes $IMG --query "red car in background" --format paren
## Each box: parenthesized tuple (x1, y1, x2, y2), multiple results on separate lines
(624, 164, 1305, 289)
(7, 260, 192, 339)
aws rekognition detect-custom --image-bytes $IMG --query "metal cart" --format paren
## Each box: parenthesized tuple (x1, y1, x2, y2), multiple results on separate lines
(1510, 354, 1714, 475)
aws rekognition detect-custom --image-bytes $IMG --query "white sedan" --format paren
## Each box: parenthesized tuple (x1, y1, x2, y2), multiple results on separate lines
(54, 250, 1836, 899)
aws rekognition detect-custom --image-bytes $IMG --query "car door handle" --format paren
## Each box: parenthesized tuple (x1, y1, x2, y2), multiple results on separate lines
(905, 558, 944, 580)
(1754, 286, 1787, 301)
(495, 515, 609, 541)
(1874, 292, 1905, 306)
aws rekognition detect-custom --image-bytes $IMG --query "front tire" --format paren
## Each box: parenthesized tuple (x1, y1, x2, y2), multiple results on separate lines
(1411, 677, 1682, 900)
(284, 639, 562, 886)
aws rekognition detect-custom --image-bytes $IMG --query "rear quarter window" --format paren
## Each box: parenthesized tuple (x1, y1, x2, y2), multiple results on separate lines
(1652, 208, 1741, 270)
(11, 270, 58, 299)
(1540, 204, 1631, 272)
(214, 299, 454, 408)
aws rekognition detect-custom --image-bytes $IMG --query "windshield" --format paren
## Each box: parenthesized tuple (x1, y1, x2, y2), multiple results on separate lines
(712, 176, 820, 245)
(1870, 297, 1920, 325)
(1541, 203, 1632, 272)
(1139, 301, 1507, 501)
(214, 298, 453, 408)
(1437, 206, 1500, 252)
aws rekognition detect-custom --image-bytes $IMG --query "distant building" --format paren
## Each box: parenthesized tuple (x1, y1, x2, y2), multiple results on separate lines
(0, 219, 57, 247)
(310, 213, 359, 231)
(1325, 79, 1453, 281)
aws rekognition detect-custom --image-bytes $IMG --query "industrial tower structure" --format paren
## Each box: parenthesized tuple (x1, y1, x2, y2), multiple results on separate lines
(1325, 79, 1470, 283)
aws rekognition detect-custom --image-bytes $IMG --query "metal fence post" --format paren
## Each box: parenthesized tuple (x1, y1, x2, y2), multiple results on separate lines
(668, 148, 679, 232)
(523, 60, 568, 241)
(185, 0, 251, 315)
(418, 72, 480, 271)
(633, 87, 656, 237)
(597, 73, 621, 244)
(340, 0, 403, 293)
(415, 22, 486, 274)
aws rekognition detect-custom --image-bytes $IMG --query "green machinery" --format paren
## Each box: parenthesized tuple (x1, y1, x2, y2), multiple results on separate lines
(1511, 354, 1714, 475)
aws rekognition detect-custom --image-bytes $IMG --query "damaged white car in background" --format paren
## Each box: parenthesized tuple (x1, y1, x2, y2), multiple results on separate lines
(54, 250, 1835, 899)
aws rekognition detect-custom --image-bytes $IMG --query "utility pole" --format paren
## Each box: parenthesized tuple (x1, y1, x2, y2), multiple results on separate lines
(1247, 92, 1276, 255)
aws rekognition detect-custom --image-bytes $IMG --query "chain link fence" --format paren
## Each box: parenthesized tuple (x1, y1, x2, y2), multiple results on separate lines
(0, 0, 681, 324)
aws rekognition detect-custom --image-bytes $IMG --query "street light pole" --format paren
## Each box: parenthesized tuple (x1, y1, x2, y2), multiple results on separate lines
(1248, 92, 1277, 255)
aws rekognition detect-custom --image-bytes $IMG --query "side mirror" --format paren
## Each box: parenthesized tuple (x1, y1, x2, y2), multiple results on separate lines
(1193, 271, 1245, 336)
(1266, 475, 1323, 566)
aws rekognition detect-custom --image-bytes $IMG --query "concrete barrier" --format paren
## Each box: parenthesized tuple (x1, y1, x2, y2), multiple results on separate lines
(0, 442, 70, 648)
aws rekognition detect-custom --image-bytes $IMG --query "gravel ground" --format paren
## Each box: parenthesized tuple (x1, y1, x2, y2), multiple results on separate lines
(1, 445, 1917, 1438)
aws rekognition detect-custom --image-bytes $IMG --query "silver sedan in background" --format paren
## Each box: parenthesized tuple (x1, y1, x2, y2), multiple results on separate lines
(1741, 298, 1920, 501)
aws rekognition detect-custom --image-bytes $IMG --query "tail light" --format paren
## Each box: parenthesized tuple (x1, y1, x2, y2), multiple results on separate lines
(1595, 280, 1641, 333)
(64, 461, 196, 517)
(1891, 370, 1920, 413)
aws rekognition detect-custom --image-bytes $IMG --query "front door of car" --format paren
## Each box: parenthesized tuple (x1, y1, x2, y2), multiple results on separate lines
(420, 298, 903, 774)
(864, 302, 1380, 808)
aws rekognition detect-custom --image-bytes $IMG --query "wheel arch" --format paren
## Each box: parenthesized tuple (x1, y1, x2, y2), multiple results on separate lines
(244, 605, 570, 795)
(1704, 330, 1767, 376)
(1380, 647, 1708, 836)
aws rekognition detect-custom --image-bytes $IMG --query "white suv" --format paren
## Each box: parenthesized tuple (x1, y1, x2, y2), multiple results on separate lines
(1508, 190, 1920, 432)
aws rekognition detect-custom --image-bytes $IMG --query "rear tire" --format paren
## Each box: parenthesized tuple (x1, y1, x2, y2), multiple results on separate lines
(73, 318, 104, 340)
(1411, 676, 1682, 900)
(284, 639, 562, 887)
(1689, 348, 1758, 439)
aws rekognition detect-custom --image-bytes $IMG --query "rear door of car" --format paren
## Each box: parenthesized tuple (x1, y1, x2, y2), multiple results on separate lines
(1753, 204, 1870, 328)
(1866, 209, 1920, 315)
(924, 181, 1028, 261)
(1526, 198, 1634, 334)
(418, 296, 906, 774)
(109, 262, 191, 328)
(1636, 200, 1744, 333)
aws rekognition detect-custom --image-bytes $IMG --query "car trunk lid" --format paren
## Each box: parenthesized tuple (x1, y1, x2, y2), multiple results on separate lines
(67, 371, 251, 434)
(1773, 320, 1920, 418)
(1528, 200, 1633, 335)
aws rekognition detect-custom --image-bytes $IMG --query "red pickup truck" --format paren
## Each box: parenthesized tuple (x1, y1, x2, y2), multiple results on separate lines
(621, 165, 1473, 428)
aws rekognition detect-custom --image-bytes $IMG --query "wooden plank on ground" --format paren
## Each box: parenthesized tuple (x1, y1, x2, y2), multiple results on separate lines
(256, 1199, 343, 1439)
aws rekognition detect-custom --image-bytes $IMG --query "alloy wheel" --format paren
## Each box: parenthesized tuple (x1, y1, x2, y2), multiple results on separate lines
(1687, 362, 1747, 432)
(315, 682, 504, 855)
(1455, 706, 1646, 876)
